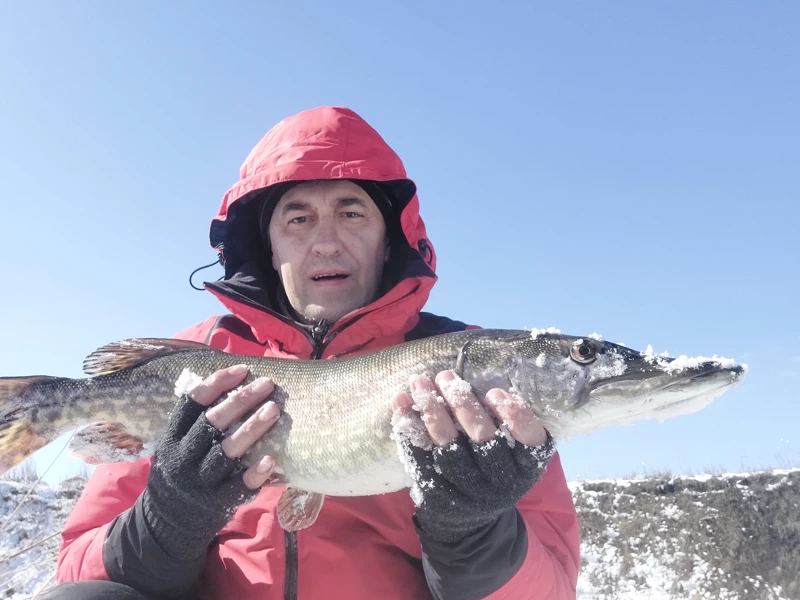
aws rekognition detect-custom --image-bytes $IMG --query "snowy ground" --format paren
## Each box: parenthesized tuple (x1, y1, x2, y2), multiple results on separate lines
(0, 477, 86, 599)
(1, 470, 798, 599)
(572, 469, 799, 600)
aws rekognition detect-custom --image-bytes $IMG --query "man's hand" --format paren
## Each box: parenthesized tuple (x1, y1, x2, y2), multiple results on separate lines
(391, 370, 555, 545)
(195, 364, 281, 489)
(142, 364, 280, 560)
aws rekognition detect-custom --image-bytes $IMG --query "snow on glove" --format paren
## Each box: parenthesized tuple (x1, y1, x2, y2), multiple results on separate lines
(141, 394, 258, 560)
(394, 417, 556, 545)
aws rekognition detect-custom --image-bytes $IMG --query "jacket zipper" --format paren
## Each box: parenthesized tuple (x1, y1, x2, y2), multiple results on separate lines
(312, 283, 421, 355)
(257, 289, 416, 600)
(284, 330, 327, 600)
(284, 530, 298, 600)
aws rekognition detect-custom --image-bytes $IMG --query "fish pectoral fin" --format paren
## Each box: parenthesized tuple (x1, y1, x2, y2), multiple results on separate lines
(454, 340, 472, 379)
(277, 488, 325, 532)
(68, 421, 146, 465)
(82, 338, 215, 375)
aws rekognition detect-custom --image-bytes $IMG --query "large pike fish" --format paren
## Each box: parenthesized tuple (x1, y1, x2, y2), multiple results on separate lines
(0, 329, 746, 529)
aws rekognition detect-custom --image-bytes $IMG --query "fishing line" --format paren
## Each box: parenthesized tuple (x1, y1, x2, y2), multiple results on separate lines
(0, 544, 60, 598)
(30, 572, 55, 599)
(0, 532, 61, 567)
(0, 429, 78, 535)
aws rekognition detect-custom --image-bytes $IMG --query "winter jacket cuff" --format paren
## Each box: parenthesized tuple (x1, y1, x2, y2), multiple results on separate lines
(417, 507, 528, 600)
(103, 494, 205, 599)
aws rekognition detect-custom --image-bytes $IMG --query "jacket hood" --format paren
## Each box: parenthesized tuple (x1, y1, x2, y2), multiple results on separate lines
(201, 106, 438, 349)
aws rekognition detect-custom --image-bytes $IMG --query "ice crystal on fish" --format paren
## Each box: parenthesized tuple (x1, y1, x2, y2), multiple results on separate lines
(173, 369, 203, 397)
(530, 327, 562, 339)
(118, 340, 165, 351)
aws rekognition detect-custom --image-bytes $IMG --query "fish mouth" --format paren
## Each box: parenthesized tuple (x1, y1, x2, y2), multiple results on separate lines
(559, 357, 746, 439)
(587, 354, 747, 405)
(659, 363, 747, 393)
(686, 363, 745, 380)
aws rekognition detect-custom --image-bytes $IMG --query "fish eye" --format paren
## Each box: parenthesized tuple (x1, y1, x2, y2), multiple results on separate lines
(570, 340, 597, 364)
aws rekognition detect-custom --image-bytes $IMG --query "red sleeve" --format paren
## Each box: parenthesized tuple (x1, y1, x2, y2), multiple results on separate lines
(56, 459, 152, 582)
(484, 451, 580, 600)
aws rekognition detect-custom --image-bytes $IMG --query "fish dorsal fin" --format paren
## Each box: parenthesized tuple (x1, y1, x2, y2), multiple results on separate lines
(68, 421, 147, 464)
(83, 338, 212, 375)
(277, 488, 325, 531)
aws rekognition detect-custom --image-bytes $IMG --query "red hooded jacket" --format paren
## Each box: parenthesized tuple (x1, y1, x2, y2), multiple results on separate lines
(56, 107, 580, 599)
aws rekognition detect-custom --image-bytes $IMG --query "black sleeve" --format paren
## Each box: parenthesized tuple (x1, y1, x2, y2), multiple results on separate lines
(410, 313, 527, 599)
(103, 494, 205, 600)
(418, 508, 529, 600)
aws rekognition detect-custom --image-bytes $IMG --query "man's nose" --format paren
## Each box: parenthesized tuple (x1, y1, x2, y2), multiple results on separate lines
(311, 219, 342, 257)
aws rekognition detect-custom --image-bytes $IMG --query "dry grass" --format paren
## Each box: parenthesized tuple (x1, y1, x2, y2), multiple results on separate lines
(2, 468, 799, 599)
(574, 469, 800, 599)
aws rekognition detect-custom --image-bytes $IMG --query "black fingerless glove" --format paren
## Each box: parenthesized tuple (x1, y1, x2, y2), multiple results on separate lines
(398, 430, 556, 545)
(141, 395, 258, 560)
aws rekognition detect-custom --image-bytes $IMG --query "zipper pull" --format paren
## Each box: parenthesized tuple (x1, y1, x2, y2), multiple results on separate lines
(309, 320, 332, 358)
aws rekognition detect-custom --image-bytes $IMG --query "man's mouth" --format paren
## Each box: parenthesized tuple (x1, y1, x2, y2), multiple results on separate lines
(311, 272, 350, 282)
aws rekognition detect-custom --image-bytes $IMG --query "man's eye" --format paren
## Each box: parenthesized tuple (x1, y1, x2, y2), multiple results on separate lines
(290, 216, 308, 224)
(344, 211, 362, 218)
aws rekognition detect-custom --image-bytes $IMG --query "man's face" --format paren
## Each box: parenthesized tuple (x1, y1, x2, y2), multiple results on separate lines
(268, 180, 390, 323)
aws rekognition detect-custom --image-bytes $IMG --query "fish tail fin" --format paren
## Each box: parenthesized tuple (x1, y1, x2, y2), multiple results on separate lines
(0, 376, 58, 474)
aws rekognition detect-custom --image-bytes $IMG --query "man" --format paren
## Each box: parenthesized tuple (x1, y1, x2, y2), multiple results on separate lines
(48, 107, 580, 600)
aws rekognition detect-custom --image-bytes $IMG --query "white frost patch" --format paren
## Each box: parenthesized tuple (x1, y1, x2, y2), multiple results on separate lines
(68, 431, 141, 464)
(661, 505, 684, 520)
(643, 345, 672, 361)
(590, 350, 628, 379)
(390, 411, 434, 452)
(139, 441, 158, 459)
(766, 476, 789, 491)
(530, 327, 561, 339)
(641, 345, 745, 375)
(118, 339, 165, 350)
(287, 489, 316, 513)
(409, 385, 448, 423)
(662, 354, 740, 373)
(174, 368, 204, 397)
(390, 409, 437, 507)
(437, 374, 473, 406)
(589, 332, 604, 341)
(473, 437, 499, 455)
(498, 423, 517, 448)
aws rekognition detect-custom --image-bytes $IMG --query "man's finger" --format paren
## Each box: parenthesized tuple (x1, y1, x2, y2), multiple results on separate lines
(220, 400, 281, 458)
(391, 391, 435, 452)
(484, 389, 548, 447)
(242, 455, 276, 490)
(205, 377, 275, 432)
(409, 375, 459, 446)
(189, 364, 250, 407)
(391, 390, 414, 412)
(435, 371, 496, 444)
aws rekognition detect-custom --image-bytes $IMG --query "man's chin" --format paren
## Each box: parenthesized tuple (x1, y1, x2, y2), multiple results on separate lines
(299, 303, 354, 325)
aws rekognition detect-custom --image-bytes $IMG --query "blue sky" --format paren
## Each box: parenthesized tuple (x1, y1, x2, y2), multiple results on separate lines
(1, 2, 798, 485)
